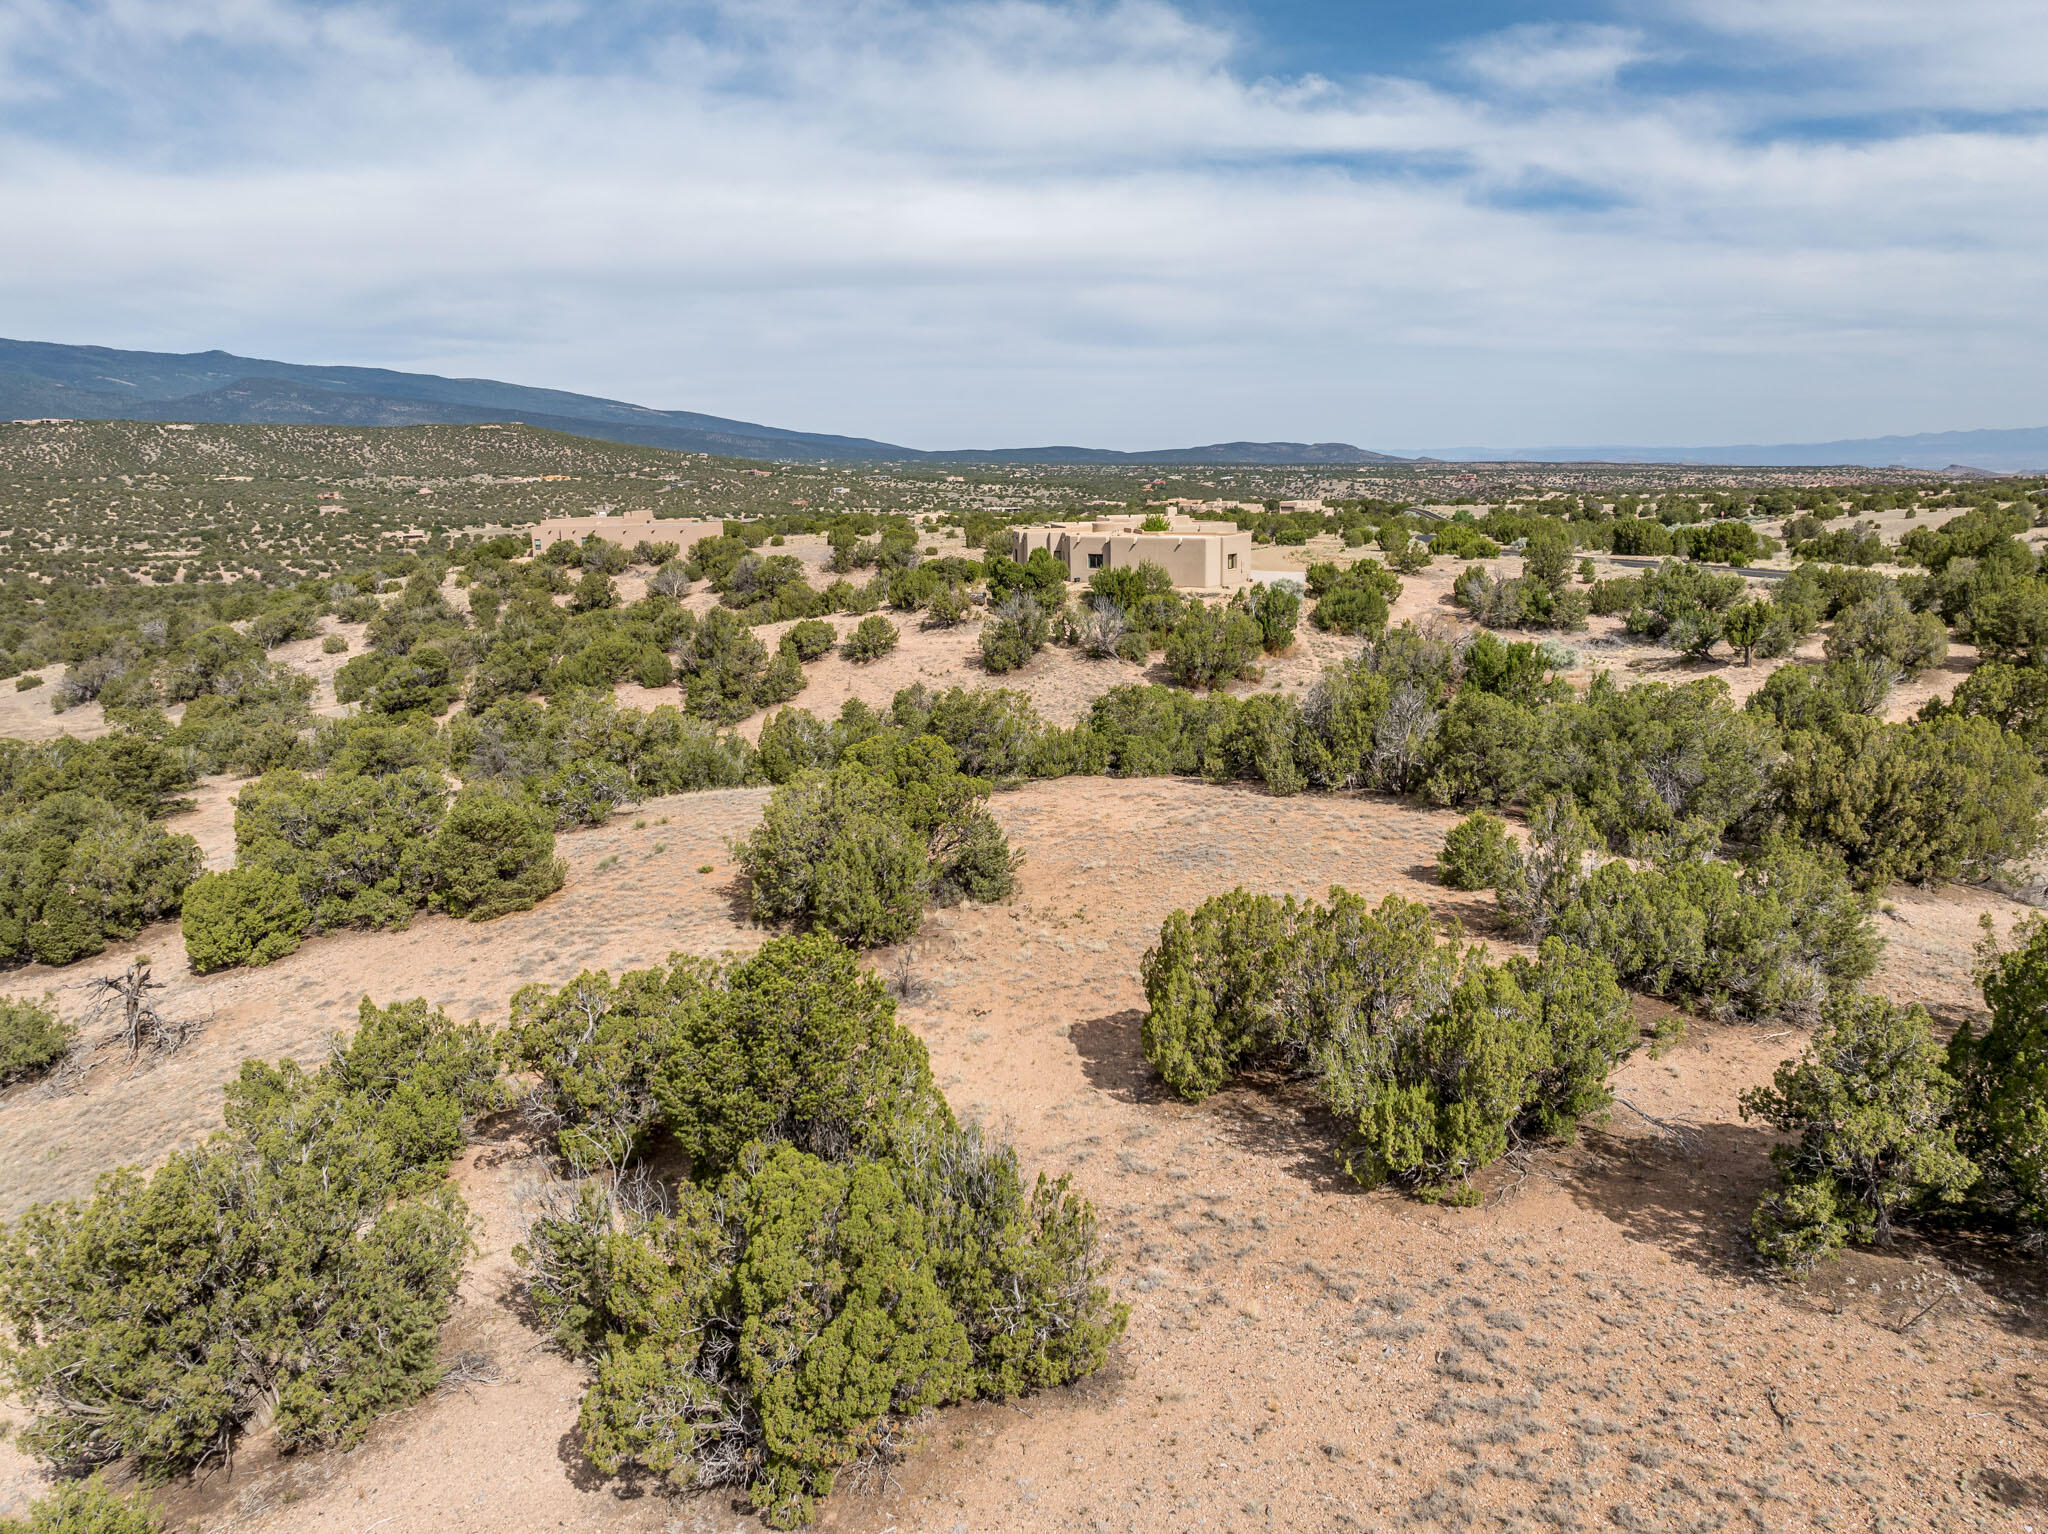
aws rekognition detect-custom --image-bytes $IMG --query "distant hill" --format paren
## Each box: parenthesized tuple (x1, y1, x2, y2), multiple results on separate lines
(1415, 428, 2048, 474)
(944, 440, 1405, 465)
(0, 339, 1401, 466)
(0, 339, 912, 462)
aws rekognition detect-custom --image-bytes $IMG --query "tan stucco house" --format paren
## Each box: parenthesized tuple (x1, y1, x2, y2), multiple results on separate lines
(1006, 515, 1254, 592)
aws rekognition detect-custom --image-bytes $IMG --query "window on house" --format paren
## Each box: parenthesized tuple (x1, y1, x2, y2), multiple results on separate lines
(1088, 553, 1105, 568)
(1227, 552, 1238, 569)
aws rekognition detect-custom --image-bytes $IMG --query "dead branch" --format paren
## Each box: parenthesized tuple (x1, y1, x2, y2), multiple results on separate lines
(80, 957, 199, 1065)
(1893, 1293, 1949, 1335)
(1613, 1093, 1704, 1156)
(435, 1349, 504, 1396)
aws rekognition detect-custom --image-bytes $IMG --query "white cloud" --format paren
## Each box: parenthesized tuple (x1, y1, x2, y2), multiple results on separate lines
(1454, 22, 1648, 95)
(0, 0, 2042, 447)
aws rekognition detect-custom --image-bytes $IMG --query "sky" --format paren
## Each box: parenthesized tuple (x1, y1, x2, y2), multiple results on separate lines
(1, 0, 2044, 451)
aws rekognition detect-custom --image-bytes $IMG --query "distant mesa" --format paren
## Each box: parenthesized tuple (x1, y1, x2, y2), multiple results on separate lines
(4, 338, 2043, 472)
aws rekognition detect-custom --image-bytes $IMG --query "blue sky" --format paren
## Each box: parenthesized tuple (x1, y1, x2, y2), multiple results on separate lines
(1, 1, 2044, 450)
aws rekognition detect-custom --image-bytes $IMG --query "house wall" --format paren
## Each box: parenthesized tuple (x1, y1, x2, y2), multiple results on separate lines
(1005, 522, 1253, 591)
(529, 517, 725, 556)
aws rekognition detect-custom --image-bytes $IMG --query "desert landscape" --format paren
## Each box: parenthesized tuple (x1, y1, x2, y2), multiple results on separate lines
(10, 5, 2048, 1526)
(2, 776, 2042, 1533)
(0, 425, 2046, 1532)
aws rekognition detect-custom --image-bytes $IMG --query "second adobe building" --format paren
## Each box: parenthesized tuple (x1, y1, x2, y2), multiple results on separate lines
(1005, 513, 1256, 594)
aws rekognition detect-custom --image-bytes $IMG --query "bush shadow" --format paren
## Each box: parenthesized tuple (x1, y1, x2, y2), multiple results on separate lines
(1558, 1117, 1779, 1278)
(1070, 1008, 1157, 1103)
(467, 1105, 547, 1170)
(556, 1425, 650, 1497)
(1204, 1071, 1367, 1196)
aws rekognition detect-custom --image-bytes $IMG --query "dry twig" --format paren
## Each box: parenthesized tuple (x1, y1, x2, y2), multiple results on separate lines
(1613, 1093, 1703, 1156)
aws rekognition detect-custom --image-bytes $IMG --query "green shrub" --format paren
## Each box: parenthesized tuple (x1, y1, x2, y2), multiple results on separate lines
(1772, 713, 2046, 885)
(674, 608, 772, 723)
(1090, 561, 1181, 633)
(1452, 561, 1589, 632)
(1140, 888, 1635, 1199)
(1533, 674, 1778, 854)
(1823, 586, 1947, 677)
(1948, 916, 2048, 1239)
(1746, 660, 1890, 733)
(0, 796, 204, 967)
(984, 547, 1069, 613)
(1677, 519, 1764, 566)
(162, 625, 265, 704)
(1459, 632, 1566, 708)
(14, 673, 42, 692)
(0, 999, 491, 1477)
(180, 868, 308, 973)
(1742, 992, 1975, 1270)
(890, 685, 1049, 784)
(1235, 582, 1300, 652)
(1613, 560, 1748, 654)
(1792, 525, 1886, 565)
(842, 615, 900, 663)
(1966, 578, 2048, 666)
(1610, 517, 1675, 557)
(568, 569, 617, 613)
(1438, 811, 1517, 890)
(1377, 525, 1431, 572)
(1921, 660, 2048, 766)
(512, 936, 1124, 1528)
(233, 767, 445, 932)
(756, 706, 840, 784)
(0, 734, 196, 821)
(980, 594, 1050, 674)
(428, 786, 565, 920)
(527, 760, 637, 828)
(249, 605, 319, 649)
(1417, 690, 1537, 808)
(320, 633, 348, 654)
(452, 692, 756, 805)
(0, 1477, 162, 1534)
(1314, 583, 1388, 635)
(1309, 564, 1395, 635)
(922, 583, 971, 628)
(0, 992, 70, 1084)
(1163, 603, 1262, 689)
(735, 735, 1018, 947)
(1721, 599, 1772, 664)
(1511, 837, 1879, 1022)
(1139, 889, 1299, 1100)
(1426, 523, 1500, 560)
(758, 642, 805, 705)
(784, 618, 836, 661)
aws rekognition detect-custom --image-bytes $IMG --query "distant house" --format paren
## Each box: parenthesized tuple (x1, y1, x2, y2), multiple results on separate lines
(528, 514, 724, 557)
(1006, 515, 1254, 592)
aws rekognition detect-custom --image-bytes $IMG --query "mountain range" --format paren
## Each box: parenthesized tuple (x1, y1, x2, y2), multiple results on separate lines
(3, 337, 2043, 471)
(0, 339, 1401, 467)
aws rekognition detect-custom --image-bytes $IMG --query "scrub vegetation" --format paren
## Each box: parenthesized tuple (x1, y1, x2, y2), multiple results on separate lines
(4, 422, 2048, 1529)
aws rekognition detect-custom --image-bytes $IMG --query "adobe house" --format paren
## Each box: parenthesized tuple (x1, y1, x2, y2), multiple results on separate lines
(1006, 515, 1255, 592)
(528, 515, 725, 558)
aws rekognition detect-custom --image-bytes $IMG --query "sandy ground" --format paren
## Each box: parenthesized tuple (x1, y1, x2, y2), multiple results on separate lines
(3, 779, 2046, 1533)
